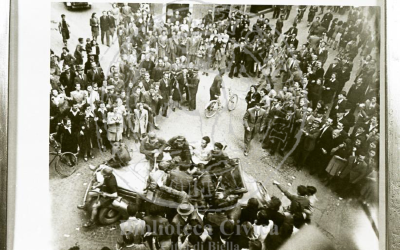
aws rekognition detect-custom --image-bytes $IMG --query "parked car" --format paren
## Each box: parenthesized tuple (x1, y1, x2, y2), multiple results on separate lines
(64, 2, 91, 10)
(80, 153, 270, 226)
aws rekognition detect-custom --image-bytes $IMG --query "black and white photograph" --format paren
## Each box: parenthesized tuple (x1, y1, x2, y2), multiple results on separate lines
(3, 0, 390, 249)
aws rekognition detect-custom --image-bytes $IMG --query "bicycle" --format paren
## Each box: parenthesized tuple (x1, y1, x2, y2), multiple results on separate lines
(204, 88, 238, 118)
(49, 133, 78, 177)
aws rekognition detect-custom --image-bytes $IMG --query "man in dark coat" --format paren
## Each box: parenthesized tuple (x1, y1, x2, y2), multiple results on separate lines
(336, 152, 369, 197)
(74, 65, 89, 90)
(87, 61, 105, 87)
(274, 15, 285, 42)
(346, 78, 367, 112)
(229, 41, 246, 78)
(295, 120, 321, 170)
(159, 71, 171, 117)
(60, 65, 76, 97)
(56, 118, 78, 166)
(100, 11, 110, 46)
(310, 129, 341, 175)
(321, 9, 333, 30)
(187, 68, 200, 111)
(107, 11, 116, 45)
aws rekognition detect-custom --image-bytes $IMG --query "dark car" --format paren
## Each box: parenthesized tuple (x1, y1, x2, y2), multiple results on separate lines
(64, 2, 91, 10)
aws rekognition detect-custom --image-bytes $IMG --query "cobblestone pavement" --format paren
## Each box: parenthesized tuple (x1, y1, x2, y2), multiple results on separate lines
(50, 3, 379, 250)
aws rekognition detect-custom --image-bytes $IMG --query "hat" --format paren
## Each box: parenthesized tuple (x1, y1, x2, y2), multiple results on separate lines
(62, 47, 69, 52)
(106, 85, 115, 90)
(177, 203, 194, 216)
(214, 142, 224, 150)
(148, 132, 156, 139)
(175, 136, 185, 142)
(76, 65, 84, 71)
(63, 65, 70, 71)
(193, 67, 199, 72)
(216, 186, 225, 192)
(101, 166, 113, 175)
(313, 118, 322, 124)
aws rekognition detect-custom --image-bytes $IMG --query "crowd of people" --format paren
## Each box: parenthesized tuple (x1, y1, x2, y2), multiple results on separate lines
(51, 4, 380, 250)
(238, 5, 379, 205)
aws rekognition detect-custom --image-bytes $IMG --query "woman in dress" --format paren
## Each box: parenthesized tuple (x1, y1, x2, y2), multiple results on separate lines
(158, 29, 168, 59)
(90, 12, 100, 41)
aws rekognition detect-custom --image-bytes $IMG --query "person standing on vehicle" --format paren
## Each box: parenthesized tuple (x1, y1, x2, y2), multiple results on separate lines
(78, 166, 118, 228)
(209, 68, 224, 101)
(243, 102, 267, 156)
(100, 11, 110, 46)
(58, 14, 70, 46)
(140, 132, 167, 168)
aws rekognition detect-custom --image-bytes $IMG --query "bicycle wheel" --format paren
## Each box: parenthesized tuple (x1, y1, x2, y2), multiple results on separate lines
(205, 100, 219, 118)
(55, 152, 78, 177)
(227, 94, 238, 111)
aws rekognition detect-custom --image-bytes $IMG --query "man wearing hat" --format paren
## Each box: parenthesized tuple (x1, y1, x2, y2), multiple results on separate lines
(243, 102, 268, 156)
(140, 131, 168, 168)
(78, 166, 118, 227)
(171, 203, 195, 242)
(60, 64, 76, 96)
(87, 61, 105, 87)
(60, 46, 75, 68)
(187, 67, 200, 111)
(74, 65, 88, 90)
(329, 91, 347, 118)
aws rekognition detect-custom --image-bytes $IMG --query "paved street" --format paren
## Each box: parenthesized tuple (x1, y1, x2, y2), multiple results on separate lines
(50, 3, 379, 250)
